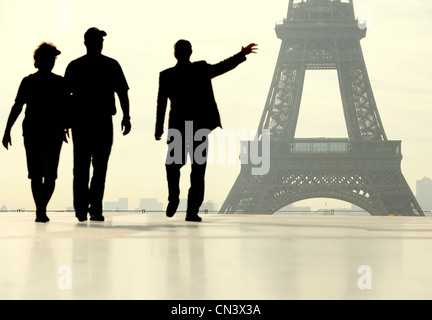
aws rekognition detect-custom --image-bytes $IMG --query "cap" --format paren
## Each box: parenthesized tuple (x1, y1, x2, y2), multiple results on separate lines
(84, 27, 107, 41)
(33, 42, 61, 69)
(34, 43, 61, 60)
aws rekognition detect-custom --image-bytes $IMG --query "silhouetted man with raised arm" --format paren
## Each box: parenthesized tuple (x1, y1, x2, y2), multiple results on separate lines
(156, 40, 257, 222)
(65, 28, 131, 222)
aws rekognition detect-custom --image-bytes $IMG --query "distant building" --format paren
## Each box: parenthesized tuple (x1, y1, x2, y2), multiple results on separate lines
(104, 198, 129, 211)
(200, 201, 218, 213)
(0, 204, 7, 212)
(417, 177, 432, 213)
(139, 198, 163, 212)
(118, 198, 128, 211)
(104, 201, 119, 211)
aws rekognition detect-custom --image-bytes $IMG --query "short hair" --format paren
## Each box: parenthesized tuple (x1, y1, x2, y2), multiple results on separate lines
(174, 40, 192, 60)
(34, 42, 61, 68)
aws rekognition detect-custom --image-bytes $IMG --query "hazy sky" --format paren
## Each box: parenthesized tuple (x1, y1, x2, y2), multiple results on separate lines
(0, 0, 431, 211)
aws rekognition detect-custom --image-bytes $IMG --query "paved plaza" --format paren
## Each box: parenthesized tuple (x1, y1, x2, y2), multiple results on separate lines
(1, 212, 432, 300)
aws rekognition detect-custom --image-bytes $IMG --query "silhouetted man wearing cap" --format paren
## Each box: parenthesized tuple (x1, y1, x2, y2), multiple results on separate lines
(156, 40, 257, 222)
(65, 27, 131, 222)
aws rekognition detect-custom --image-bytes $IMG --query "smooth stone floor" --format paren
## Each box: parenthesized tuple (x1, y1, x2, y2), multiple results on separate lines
(1, 212, 432, 300)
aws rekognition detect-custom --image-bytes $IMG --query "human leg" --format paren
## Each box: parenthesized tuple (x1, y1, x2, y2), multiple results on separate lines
(30, 178, 50, 223)
(72, 128, 92, 221)
(164, 129, 187, 218)
(88, 120, 113, 221)
(185, 134, 208, 222)
(185, 162, 207, 222)
(35, 136, 63, 222)
(24, 135, 49, 222)
(165, 163, 183, 217)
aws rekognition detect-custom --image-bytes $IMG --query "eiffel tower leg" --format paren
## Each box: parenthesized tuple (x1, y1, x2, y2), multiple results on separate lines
(257, 40, 306, 141)
(219, 165, 255, 214)
(336, 39, 387, 141)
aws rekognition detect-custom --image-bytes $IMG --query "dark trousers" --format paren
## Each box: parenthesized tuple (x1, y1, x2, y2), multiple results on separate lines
(72, 119, 113, 216)
(165, 131, 208, 216)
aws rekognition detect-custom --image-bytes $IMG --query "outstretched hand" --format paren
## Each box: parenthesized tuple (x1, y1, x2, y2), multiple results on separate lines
(242, 43, 258, 56)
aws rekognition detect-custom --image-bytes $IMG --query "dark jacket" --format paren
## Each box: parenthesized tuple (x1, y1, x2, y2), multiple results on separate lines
(156, 52, 247, 135)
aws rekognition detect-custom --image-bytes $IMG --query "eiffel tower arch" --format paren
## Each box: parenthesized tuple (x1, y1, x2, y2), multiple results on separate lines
(220, 0, 424, 216)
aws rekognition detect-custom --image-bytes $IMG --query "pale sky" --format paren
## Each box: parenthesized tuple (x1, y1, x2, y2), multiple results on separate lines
(0, 0, 431, 211)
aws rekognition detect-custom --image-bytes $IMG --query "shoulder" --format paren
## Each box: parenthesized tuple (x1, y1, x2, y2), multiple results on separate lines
(193, 61, 208, 67)
(15, 74, 36, 98)
(51, 73, 64, 80)
(65, 55, 85, 71)
(192, 61, 210, 73)
(22, 74, 34, 81)
(51, 73, 65, 86)
(20, 73, 36, 85)
(101, 55, 121, 66)
(160, 66, 178, 80)
(161, 66, 175, 75)
(68, 55, 86, 65)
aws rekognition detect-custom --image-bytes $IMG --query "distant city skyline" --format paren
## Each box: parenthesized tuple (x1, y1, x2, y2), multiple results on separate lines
(2, 173, 432, 217)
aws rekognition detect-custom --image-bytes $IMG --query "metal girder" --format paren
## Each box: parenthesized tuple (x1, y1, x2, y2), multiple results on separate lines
(220, 141, 423, 216)
(258, 36, 386, 142)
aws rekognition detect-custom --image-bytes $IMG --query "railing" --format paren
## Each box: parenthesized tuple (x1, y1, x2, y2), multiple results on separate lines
(289, 139, 401, 155)
(287, 0, 355, 23)
(241, 138, 402, 156)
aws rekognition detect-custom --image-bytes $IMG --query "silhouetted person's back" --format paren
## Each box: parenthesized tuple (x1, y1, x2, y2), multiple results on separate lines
(65, 27, 131, 222)
(65, 48, 128, 121)
(156, 40, 257, 222)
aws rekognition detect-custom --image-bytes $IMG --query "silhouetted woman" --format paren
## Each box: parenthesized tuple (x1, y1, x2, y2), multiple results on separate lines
(2, 43, 69, 223)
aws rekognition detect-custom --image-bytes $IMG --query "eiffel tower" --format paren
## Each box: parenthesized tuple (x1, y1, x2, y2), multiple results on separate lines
(220, 0, 424, 216)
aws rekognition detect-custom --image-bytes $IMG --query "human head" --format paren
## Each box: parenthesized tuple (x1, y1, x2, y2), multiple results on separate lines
(84, 27, 107, 54)
(174, 40, 192, 62)
(34, 42, 61, 71)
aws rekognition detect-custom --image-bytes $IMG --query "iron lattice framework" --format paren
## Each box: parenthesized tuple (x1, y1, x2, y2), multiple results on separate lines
(220, 0, 423, 216)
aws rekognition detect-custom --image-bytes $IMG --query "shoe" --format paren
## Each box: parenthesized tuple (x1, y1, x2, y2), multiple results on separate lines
(166, 200, 180, 218)
(35, 211, 50, 223)
(185, 215, 202, 222)
(76, 212, 88, 222)
(90, 214, 105, 222)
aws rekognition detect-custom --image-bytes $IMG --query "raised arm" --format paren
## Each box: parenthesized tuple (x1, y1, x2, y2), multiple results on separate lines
(209, 43, 258, 79)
